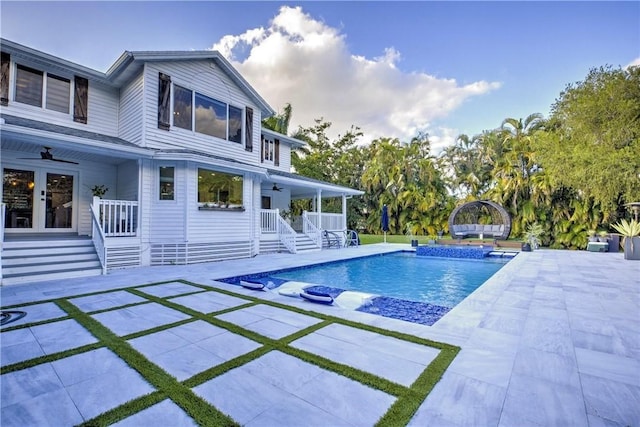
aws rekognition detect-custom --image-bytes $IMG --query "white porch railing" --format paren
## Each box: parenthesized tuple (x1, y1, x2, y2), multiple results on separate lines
(306, 212, 344, 231)
(302, 211, 322, 248)
(93, 197, 138, 237)
(260, 209, 279, 233)
(277, 215, 297, 253)
(90, 202, 107, 274)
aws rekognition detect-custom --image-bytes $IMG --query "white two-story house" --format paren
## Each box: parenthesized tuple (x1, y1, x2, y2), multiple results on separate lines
(0, 39, 363, 285)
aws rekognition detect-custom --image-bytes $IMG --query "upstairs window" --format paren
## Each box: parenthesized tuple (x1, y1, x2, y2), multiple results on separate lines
(15, 65, 43, 107)
(46, 74, 70, 113)
(15, 63, 75, 116)
(261, 136, 280, 165)
(173, 85, 192, 130)
(195, 93, 226, 139)
(228, 105, 243, 143)
(164, 79, 246, 144)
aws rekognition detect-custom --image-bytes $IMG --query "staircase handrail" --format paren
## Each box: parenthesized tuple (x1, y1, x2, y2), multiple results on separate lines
(277, 215, 297, 254)
(90, 202, 107, 274)
(302, 211, 323, 248)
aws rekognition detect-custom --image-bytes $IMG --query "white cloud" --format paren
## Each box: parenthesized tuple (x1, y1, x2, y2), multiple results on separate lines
(626, 57, 640, 69)
(211, 6, 500, 148)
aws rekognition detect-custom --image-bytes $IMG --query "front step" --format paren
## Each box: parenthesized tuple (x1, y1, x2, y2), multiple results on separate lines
(2, 238, 103, 286)
(295, 235, 321, 253)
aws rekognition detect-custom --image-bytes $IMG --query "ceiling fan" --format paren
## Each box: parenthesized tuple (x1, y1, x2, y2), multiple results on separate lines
(18, 146, 79, 165)
(272, 183, 282, 192)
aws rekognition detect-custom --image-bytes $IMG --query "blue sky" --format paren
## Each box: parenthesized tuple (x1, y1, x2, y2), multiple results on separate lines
(2, 1, 638, 151)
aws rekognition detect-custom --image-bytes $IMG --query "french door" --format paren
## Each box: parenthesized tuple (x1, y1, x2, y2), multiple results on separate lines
(3, 167, 77, 233)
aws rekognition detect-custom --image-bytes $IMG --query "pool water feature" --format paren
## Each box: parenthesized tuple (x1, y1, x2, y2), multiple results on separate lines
(220, 251, 512, 325)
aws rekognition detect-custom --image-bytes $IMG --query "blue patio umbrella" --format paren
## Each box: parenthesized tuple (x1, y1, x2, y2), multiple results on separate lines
(381, 204, 390, 243)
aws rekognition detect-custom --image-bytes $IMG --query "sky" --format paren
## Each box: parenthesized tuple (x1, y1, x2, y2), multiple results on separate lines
(1, 1, 638, 153)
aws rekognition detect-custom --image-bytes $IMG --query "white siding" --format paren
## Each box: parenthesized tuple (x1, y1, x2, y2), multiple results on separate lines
(3, 59, 119, 136)
(148, 160, 186, 242)
(116, 160, 139, 200)
(141, 61, 264, 166)
(118, 72, 144, 144)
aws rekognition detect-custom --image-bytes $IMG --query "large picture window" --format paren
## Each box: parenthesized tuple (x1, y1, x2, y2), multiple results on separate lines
(166, 81, 245, 144)
(173, 85, 192, 130)
(195, 93, 226, 139)
(197, 168, 243, 208)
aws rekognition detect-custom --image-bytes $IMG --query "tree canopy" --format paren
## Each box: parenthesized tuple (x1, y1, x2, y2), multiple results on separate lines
(265, 65, 640, 249)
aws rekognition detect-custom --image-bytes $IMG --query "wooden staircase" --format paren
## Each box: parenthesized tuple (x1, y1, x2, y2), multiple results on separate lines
(1, 237, 102, 285)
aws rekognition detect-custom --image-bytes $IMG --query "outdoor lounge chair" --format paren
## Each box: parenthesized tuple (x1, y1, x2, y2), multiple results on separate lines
(344, 229, 359, 247)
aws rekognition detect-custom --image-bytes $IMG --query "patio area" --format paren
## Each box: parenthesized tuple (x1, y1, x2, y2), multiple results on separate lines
(1, 245, 639, 426)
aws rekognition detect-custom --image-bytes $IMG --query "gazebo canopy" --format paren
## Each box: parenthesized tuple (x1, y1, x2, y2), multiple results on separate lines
(448, 200, 511, 239)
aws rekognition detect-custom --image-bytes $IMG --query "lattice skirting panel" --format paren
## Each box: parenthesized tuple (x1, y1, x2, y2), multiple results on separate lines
(150, 241, 253, 266)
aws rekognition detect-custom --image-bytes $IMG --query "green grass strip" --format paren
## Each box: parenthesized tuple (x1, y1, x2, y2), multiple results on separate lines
(3, 279, 460, 426)
(0, 341, 104, 375)
(56, 300, 240, 427)
(375, 345, 459, 426)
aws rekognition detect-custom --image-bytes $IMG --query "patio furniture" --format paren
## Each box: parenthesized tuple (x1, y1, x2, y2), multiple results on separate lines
(587, 241, 609, 252)
(300, 290, 334, 304)
(344, 229, 359, 247)
(324, 230, 342, 248)
(448, 200, 511, 240)
(240, 280, 266, 290)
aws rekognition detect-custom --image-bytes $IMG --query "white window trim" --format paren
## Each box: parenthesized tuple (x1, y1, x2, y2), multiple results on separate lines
(169, 79, 244, 145)
(13, 62, 72, 117)
(157, 164, 177, 204)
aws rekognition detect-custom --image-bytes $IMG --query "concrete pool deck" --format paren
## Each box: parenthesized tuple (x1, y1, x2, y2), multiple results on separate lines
(1, 244, 639, 426)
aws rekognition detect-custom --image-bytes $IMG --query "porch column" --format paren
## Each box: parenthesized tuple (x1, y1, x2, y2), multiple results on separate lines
(342, 194, 347, 230)
(316, 188, 322, 229)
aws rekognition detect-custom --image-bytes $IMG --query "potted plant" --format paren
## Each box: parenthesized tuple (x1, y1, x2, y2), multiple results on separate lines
(611, 219, 640, 260)
(90, 184, 108, 198)
(587, 229, 598, 242)
(523, 222, 543, 251)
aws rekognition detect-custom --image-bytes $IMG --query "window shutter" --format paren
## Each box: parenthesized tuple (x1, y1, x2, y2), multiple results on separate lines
(245, 107, 253, 152)
(73, 76, 88, 124)
(274, 139, 280, 166)
(260, 135, 265, 163)
(0, 52, 9, 106)
(158, 73, 171, 130)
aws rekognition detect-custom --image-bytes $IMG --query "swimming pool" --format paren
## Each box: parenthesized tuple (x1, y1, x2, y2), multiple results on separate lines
(220, 251, 512, 325)
(273, 252, 508, 307)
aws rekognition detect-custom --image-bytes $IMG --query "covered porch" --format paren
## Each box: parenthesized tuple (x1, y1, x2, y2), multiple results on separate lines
(258, 170, 363, 253)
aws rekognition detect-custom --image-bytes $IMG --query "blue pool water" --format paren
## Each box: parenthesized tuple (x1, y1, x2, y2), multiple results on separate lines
(272, 252, 508, 308)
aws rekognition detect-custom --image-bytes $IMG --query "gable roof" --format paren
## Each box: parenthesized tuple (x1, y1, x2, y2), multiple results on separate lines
(0, 38, 275, 117)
